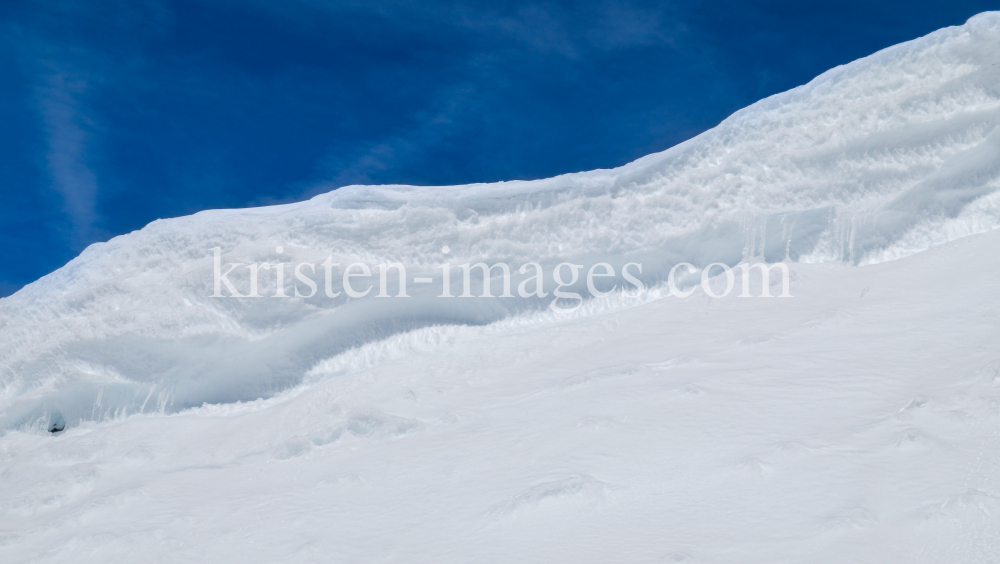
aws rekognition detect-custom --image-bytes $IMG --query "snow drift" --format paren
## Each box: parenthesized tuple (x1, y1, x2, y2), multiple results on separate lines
(5, 225, 1000, 563)
(2, 13, 1000, 432)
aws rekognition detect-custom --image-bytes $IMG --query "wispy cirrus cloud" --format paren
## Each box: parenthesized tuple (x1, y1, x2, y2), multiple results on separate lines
(223, 0, 694, 202)
(7, 0, 170, 252)
(233, 0, 685, 56)
(36, 70, 102, 250)
(450, 2, 684, 56)
(317, 82, 479, 189)
(242, 84, 476, 208)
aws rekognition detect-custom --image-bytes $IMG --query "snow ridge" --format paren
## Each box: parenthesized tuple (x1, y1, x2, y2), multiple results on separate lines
(1, 13, 999, 432)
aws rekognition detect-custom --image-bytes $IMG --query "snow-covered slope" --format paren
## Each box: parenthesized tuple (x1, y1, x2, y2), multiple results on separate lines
(1, 12, 1000, 562)
(2, 220, 1000, 564)
(3, 13, 999, 432)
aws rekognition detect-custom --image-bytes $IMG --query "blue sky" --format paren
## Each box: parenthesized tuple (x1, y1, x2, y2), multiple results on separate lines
(0, 0, 994, 297)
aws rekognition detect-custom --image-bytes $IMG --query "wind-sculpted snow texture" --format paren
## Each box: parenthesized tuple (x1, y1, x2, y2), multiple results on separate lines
(2, 13, 1000, 432)
(2, 201, 1000, 563)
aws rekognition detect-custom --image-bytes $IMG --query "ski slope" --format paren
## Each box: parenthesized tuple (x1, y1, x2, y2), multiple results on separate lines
(1, 12, 1000, 563)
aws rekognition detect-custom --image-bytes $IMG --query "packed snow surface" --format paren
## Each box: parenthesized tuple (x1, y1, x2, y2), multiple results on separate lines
(2, 12, 1000, 563)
